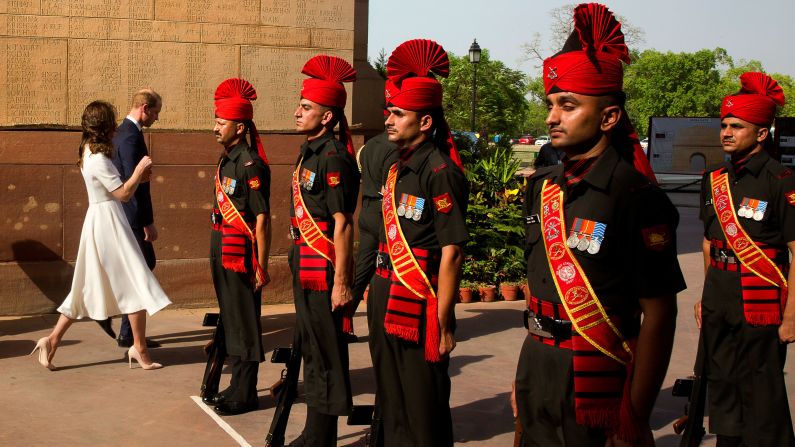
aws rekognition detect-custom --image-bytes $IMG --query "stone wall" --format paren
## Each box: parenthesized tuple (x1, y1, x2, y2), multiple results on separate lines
(0, 0, 384, 315)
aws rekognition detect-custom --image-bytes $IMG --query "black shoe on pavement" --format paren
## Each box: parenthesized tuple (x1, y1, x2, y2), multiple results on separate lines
(202, 388, 231, 406)
(117, 337, 161, 348)
(213, 400, 258, 416)
(96, 318, 116, 339)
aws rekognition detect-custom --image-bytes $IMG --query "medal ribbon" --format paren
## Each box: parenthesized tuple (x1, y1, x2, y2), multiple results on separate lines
(291, 157, 336, 265)
(710, 170, 788, 323)
(215, 162, 265, 285)
(383, 163, 441, 362)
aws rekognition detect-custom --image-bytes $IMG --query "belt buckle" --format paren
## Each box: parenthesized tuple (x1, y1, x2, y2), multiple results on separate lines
(289, 226, 300, 240)
(376, 252, 390, 270)
(527, 313, 555, 339)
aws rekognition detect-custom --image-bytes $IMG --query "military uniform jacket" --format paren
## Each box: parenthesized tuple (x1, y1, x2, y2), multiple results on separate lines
(214, 142, 271, 222)
(290, 132, 360, 222)
(700, 150, 795, 247)
(359, 131, 398, 200)
(524, 146, 686, 315)
(380, 140, 469, 251)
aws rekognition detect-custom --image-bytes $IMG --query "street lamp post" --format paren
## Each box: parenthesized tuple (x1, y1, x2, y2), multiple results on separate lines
(468, 39, 481, 133)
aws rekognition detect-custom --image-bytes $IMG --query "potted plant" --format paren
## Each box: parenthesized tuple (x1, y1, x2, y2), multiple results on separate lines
(498, 246, 526, 302)
(459, 280, 476, 303)
(479, 282, 498, 302)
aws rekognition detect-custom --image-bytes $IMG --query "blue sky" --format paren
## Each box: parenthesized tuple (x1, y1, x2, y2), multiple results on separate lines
(368, 0, 795, 78)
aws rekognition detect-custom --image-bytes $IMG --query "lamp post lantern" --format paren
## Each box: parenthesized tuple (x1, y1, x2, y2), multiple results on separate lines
(468, 39, 481, 133)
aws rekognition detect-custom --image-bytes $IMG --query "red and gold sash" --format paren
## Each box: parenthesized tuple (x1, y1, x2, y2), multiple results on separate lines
(292, 157, 336, 266)
(215, 163, 265, 285)
(710, 170, 788, 324)
(539, 179, 639, 441)
(382, 163, 441, 362)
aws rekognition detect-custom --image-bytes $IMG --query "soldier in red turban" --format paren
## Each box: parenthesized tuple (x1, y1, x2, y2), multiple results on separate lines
(287, 55, 360, 446)
(696, 72, 795, 447)
(364, 39, 469, 447)
(512, 4, 685, 446)
(203, 78, 272, 416)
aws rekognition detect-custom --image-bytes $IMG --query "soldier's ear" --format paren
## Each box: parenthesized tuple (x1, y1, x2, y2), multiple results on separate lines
(600, 105, 622, 132)
(419, 113, 433, 132)
(756, 126, 769, 143)
(236, 122, 246, 136)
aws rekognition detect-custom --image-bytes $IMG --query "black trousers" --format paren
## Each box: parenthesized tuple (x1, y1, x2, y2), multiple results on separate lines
(515, 336, 606, 447)
(289, 244, 352, 417)
(368, 273, 453, 447)
(702, 267, 795, 447)
(120, 226, 156, 339)
(352, 199, 381, 304)
(224, 355, 259, 405)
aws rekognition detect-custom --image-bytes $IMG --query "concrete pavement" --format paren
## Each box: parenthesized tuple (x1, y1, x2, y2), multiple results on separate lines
(0, 203, 792, 446)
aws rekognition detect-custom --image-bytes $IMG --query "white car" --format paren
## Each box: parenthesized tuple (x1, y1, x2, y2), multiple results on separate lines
(535, 136, 550, 146)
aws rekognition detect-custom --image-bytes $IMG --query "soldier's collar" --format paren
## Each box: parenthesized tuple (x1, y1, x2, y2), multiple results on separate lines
(224, 142, 248, 161)
(399, 140, 435, 173)
(555, 145, 619, 191)
(732, 149, 769, 178)
(304, 131, 334, 154)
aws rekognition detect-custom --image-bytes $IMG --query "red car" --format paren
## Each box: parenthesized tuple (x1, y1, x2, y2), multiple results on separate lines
(511, 134, 535, 145)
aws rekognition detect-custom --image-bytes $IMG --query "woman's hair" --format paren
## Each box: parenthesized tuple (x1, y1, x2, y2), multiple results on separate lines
(78, 100, 117, 166)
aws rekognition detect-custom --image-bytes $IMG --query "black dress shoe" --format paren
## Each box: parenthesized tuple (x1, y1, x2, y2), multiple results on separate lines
(213, 400, 258, 416)
(117, 337, 161, 348)
(96, 318, 116, 339)
(202, 391, 228, 406)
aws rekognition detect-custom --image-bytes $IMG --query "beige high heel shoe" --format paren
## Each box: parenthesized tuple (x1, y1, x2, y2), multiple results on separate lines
(30, 337, 55, 370)
(127, 346, 163, 370)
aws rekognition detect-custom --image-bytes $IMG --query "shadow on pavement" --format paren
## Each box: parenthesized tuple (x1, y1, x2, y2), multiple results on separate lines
(456, 307, 524, 342)
(449, 354, 493, 377)
(452, 391, 514, 443)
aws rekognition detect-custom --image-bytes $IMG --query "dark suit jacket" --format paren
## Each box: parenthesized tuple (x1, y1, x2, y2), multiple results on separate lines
(113, 118, 153, 229)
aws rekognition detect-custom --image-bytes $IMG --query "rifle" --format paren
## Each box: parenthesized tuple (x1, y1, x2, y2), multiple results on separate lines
(265, 338, 302, 447)
(200, 313, 226, 401)
(673, 331, 707, 447)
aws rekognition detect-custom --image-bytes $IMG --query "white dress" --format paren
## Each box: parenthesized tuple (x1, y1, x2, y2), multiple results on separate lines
(57, 148, 171, 320)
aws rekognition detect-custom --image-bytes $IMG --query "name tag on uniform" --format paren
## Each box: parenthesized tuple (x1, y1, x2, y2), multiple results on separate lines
(704, 198, 712, 206)
(526, 214, 540, 225)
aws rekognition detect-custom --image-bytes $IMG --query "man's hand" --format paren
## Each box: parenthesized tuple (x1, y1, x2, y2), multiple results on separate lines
(255, 270, 271, 292)
(510, 380, 518, 418)
(438, 327, 456, 357)
(694, 300, 702, 329)
(331, 282, 353, 311)
(143, 224, 158, 242)
(780, 318, 795, 344)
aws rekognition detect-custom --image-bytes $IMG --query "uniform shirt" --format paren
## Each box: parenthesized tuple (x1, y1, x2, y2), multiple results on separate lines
(214, 142, 271, 220)
(700, 150, 795, 246)
(359, 131, 398, 199)
(290, 132, 360, 220)
(524, 146, 686, 312)
(381, 140, 469, 250)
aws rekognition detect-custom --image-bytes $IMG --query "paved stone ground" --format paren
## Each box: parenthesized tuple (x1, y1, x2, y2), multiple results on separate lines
(0, 200, 792, 446)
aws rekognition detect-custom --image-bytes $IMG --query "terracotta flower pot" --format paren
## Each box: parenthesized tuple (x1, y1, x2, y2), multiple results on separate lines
(500, 284, 520, 301)
(479, 285, 498, 302)
(520, 283, 530, 301)
(459, 287, 475, 303)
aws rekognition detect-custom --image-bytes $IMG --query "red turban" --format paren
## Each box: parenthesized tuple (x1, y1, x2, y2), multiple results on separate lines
(543, 3, 655, 184)
(385, 39, 463, 171)
(721, 72, 785, 127)
(215, 78, 267, 164)
(300, 55, 357, 156)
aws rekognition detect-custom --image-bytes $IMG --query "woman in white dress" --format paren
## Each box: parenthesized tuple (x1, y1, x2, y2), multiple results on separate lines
(31, 101, 171, 371)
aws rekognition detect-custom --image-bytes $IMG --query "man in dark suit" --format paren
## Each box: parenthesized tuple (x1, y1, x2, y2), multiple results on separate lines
(101, 89, 163, 348)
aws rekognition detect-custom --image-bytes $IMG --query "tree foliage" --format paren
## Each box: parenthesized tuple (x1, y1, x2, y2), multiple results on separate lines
(440, 49, 530, 136)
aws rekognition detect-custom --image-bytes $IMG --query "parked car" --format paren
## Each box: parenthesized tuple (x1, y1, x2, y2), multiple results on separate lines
(510, 134, 535, 145)
(534, 135, 550, 146)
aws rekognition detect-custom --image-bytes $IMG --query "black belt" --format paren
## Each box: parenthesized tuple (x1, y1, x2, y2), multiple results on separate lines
(523, 310, 572, 340)
(710, 246, 738, 264)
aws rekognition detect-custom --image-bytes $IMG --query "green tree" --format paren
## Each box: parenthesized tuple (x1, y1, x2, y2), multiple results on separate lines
(368, 48, 387, 79)
(440, 49, 530, 136)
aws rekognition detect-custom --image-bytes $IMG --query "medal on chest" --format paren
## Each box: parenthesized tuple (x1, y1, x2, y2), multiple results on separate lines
(738, 197, 767, 221)
(300, 168, 316, 190)
(397, 193, 425, 221)
(567, 217, 606, 254)
(221, 177, 237, 195)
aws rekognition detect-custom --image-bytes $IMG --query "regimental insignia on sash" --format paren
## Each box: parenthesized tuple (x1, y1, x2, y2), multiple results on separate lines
(326, 172, 341, 187)
(566, 218, 606, 254)
(300, 168, 315, 190)
(248, 176, 260, 190)
(641, 224, 672, 251)
(787, 190, 795, 207)
(433, 193, 453, 214)
(738, 197, 767, 221)
(222, 177, 237, 195)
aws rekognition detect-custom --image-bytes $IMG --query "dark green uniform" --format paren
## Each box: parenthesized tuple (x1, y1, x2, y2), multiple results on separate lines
(517, 146, 685, 446)
(368, 140, 469, 447)
(699, 151, 795, 447)
(210, 141, 270, 406)
(289, 132, 360, 425)
(352, 132, 398, 304)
